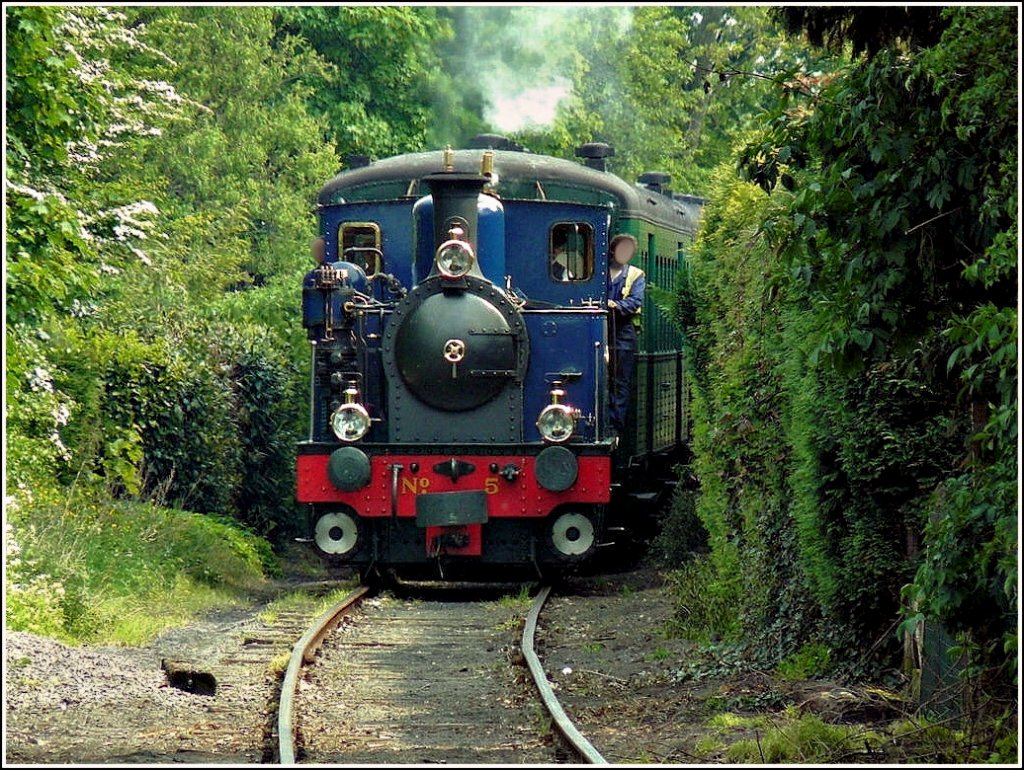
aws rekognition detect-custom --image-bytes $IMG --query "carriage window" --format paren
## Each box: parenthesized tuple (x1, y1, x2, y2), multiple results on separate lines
(338, 222, 382, 274)
(549, 222, 594, 282)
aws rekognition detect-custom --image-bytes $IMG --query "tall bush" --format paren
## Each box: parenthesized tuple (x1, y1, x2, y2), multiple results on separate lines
(683, 6, 1016, 683)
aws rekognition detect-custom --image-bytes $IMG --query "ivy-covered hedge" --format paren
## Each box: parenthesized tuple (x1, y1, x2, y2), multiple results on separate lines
(683, 166, 826, 662)
(681, 5, 1017, 686)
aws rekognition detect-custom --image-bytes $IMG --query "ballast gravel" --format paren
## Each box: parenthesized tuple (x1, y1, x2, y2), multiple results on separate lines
(5, 601, 297, 764)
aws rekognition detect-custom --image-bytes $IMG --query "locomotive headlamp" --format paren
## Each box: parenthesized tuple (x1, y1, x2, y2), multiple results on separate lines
(435, 238, 475, 278)
(537, 404, 576, 443)
(536, 384, 579, 443)
(330, 385, 371, 442)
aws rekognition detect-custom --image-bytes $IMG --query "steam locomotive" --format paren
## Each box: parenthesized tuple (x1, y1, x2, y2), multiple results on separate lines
(297, 136, 701, 580)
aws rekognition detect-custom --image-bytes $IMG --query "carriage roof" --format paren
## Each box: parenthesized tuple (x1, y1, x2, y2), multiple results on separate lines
(317, 149, 701, 235)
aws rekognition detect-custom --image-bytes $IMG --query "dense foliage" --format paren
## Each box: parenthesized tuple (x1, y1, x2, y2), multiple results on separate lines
(273, 6, 487, 156)
(6, 7, 325, 527)
(4, 9, 1016, 732)
(682, 3, 1017, 714)
(4, 6, 439, 639)
(511, 6, 815, 194)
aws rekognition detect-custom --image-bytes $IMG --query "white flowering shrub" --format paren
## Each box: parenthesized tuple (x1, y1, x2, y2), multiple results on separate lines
(6, 5, 336, 552)
(4, 520, 67, 638)
(5, 330, 77, 490)
(5, 6, 185, 325)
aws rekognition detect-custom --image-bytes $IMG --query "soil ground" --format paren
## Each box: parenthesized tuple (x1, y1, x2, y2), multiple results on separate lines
(537, 567, 910, 764)
(538, 568, 712, 763)
(540, 569, 765, 761)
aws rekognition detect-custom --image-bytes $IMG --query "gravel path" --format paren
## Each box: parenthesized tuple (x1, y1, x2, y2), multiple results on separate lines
(5, 589, 325, 764)
(5, 567, 935, 765)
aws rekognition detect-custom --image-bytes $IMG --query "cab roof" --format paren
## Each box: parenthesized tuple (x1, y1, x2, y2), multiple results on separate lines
(317, 149, 702, 235)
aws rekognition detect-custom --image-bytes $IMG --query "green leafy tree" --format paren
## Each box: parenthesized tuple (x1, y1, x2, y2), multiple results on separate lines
(510, 6, 808, 193)
(104, 6, 338, 294)
(5, 6, 179, 327)
(273, 5, 452, 158)
(621, 6, 805, 190)
(6, 6, 334, 538)
(6, 6, 185, 494)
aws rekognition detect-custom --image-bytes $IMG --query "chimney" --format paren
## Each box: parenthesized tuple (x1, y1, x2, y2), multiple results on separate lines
(422, 172, 488, 255)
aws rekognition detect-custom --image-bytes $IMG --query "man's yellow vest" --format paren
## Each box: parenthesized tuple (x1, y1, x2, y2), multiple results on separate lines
(623, 265, 644, 328)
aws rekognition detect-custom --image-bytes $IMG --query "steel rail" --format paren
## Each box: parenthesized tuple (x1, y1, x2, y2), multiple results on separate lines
(522, 585, 608, 764)
(278, 585, 372, 764)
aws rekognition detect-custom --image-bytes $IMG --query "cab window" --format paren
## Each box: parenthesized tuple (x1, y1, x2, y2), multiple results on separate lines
(339, 223, 381, 274)
(549, 222, 594, 282)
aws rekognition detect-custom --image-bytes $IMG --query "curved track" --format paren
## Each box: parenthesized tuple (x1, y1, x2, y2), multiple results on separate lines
(277, 586, 371, 764)
(277, 584, 605, 764)
(523, 586, 607, 764)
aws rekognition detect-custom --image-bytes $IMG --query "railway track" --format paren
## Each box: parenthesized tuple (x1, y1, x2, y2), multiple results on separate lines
(277, 585, 371, 764)
(277, 584, 607, 764)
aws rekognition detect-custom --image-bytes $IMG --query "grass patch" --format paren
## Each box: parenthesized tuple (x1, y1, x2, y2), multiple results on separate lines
(776, 642, 832, 680)
(647, 645, 671, 661)
(259, 582, 361, 625)
(695, 735, 726, 756)
(267, 651, 292, 676)
(494, 586, 531, 631)
(727, 714, 885, 763)
(707, 708, 887, 763)
(306, 584, 361, 616)
(6, 486, 272, 645)
(495, 615, 523, 632)
(665, 554, 741, 643)
(626, 750, 657, 763)
(708, 712, 766, 730)
(701, 701, 1016, 763)
(93, 576, 244, 646)
(258, 590, 322, 625)
(498, 585, 532, 608)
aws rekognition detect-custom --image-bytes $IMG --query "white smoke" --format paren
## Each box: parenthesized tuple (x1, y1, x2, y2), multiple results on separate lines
(456, 6, 633, 134)
(486, 77, 572, 133)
